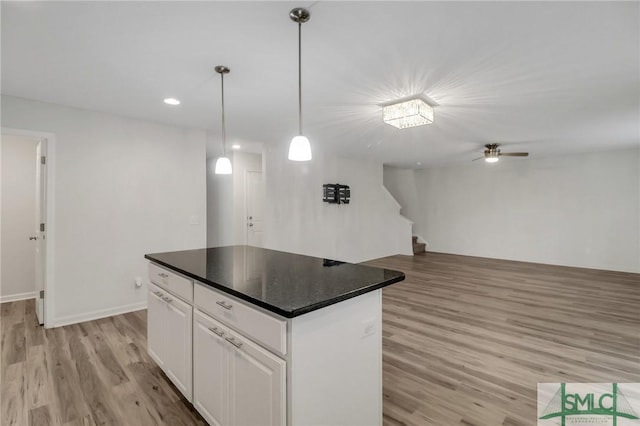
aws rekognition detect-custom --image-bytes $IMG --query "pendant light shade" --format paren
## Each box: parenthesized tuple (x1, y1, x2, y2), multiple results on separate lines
(288, 8, 312, 162)
(214, 156, 233, 174)
(214, 65, 233, 175)
(288, 135, 312, 161)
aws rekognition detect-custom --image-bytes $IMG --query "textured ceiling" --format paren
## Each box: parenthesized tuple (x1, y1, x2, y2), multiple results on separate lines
(2, 1, 638, 167)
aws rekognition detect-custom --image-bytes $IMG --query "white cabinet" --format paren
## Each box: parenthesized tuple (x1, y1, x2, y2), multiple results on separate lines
(194, 310, 285, 426)
(147, 282, 193, 402)
(193, 310, 227, 426)
(147, 285, 166, 368)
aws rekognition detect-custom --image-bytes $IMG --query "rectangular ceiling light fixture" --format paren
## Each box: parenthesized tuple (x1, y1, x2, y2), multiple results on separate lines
(382, 97, 434, 129)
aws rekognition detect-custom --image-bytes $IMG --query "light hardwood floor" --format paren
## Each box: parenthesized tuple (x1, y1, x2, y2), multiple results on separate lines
(367, 253, 640, 426)
(1, 252, 639, 425)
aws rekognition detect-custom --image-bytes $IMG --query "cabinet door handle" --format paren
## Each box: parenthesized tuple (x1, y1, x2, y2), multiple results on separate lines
(216, 300, 233, 310)
(154, 290, 163, 297)
(158, 273, 169, 278)
(225, 336, 243, 349)
(208, 327, 225, 337)
(163, 296, 172, 303)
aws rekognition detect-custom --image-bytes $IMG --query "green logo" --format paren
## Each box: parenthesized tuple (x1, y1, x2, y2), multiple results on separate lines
(539, 383, 640, 425)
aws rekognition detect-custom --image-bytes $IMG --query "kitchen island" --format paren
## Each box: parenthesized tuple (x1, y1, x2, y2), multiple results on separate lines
(145, 245, 405, 426)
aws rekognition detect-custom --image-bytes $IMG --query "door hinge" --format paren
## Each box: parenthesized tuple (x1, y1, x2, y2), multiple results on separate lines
(40, 223, 45, 232)
(41, 156, 46, 165)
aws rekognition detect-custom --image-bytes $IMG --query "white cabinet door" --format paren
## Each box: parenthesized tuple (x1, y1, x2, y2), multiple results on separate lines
(164, 294, 193, 402)
(227, 330, 286, 426)
(147, 284, 166, 368)
(193, 311, 228, 426)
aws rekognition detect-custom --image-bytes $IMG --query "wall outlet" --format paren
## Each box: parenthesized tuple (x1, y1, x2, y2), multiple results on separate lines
(135, 277, 143, 288)
(362, 317, 376, 338)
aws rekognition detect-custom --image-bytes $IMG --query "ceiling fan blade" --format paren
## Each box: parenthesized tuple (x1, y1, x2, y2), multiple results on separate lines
(500, 152, 529, 157)
(472, 156, 484, 161)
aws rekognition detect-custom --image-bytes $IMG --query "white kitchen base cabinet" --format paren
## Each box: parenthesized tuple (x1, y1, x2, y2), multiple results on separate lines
(147, 282, 193, 402)
(194, 310, 286, 426)
(146, 250, 401, 426)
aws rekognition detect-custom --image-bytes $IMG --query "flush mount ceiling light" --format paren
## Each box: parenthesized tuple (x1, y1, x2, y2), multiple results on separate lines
(163, 98, 181, 106)
(288, 7, 312, 162)
(214, 66, 232, 175)
(382, 97, 434, 129)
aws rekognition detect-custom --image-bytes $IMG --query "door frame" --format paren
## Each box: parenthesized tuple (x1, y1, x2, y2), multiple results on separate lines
(1, 127, 56, 328)
(244, 169, 262, 247)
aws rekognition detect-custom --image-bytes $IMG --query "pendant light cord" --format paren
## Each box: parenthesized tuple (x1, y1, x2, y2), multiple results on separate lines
(220, 72, 226, 155)
(298, 21, 303, 135)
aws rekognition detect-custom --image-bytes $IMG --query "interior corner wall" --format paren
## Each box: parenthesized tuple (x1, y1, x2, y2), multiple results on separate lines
(262, 142, 412, 263)
(1, 95, 207, 324)
(389, 148, 639, 273)
(382, 166, 421, 236)
(1, 134, 39, 300)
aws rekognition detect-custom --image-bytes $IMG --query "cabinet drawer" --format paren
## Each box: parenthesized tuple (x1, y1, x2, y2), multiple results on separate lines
(194, 284, 286, 356)
(149, 263, 193, 303)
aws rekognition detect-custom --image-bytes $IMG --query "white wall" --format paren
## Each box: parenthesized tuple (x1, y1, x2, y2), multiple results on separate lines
(1, 95, 206, 325)
(206, 151, 262, 247)
(384, 148, 640, 273)
(0, 134, 39, 301)
(207, 155, 234, 247)
(263, 142, 412, 263)
(382, 166, 421, 236)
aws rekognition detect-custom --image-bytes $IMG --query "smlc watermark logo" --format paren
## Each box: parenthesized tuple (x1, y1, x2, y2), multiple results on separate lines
(538, 383, 640, 426)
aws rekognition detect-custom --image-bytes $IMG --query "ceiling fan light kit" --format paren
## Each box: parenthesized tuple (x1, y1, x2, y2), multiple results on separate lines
(473, 143, 529, 163)
(382, 97, 434, 129)
(214, 65, 233, 175)
(288, 7, 312, 162)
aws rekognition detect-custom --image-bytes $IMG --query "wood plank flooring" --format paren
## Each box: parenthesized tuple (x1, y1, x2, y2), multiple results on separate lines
(366, 252, 640, 426)
(1, 252, 639, 425)
(0, 300, 206, 426)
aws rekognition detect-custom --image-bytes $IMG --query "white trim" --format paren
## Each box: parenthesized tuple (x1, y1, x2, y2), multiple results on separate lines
(53, 301, 147, 328)
(1, 127, 56, 328)
(0, 291, 37, 303)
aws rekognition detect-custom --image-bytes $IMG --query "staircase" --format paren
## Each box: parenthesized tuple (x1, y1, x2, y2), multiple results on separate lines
(412, 236, 425, 255)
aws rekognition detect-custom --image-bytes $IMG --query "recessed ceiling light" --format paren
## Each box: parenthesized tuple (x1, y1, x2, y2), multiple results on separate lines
(163, 98, 181, 106)
(416, 162, 422, 166)
(232, 144, 240, 149)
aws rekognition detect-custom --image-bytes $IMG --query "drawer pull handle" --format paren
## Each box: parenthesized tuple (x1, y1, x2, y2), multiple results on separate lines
(158, 273, 169, 278)
(225, 336, 243, 349)
(216, 300, 233, 310)
(208, 327, 225, 337)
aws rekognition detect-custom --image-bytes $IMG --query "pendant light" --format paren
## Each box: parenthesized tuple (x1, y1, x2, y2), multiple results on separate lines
(288, 7, 312, 162)
(214, 65, 233, 174)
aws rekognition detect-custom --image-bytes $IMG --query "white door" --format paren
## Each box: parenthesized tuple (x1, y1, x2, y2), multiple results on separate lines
(246, 170, 264, 247)
(227, 329, 286, 426)
(34, 140, 47, 325)
(163, 294, 193, 402)
(147, 283, 166, 368)
(193, 311, 228, 426)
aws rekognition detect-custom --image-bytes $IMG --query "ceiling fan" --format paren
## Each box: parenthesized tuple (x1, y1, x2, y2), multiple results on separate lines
(473, 144, 529, 163)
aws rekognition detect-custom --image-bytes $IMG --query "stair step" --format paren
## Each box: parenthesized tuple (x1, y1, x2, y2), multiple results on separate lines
(413, 242, 426, 255)
(412, 236, 418, 244)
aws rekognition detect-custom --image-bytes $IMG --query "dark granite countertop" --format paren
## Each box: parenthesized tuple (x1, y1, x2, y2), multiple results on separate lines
(145, 246, 405, 318)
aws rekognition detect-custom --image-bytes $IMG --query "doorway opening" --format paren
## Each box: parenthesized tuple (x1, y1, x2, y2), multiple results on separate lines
(1, 128, 55, 327)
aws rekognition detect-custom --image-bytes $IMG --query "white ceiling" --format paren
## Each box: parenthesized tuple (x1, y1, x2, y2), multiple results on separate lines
(2, 1, 638, 167)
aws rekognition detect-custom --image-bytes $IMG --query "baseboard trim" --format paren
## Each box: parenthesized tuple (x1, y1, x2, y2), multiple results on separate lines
(53, 301, 147, 328)
(0, 291, 37, 303)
